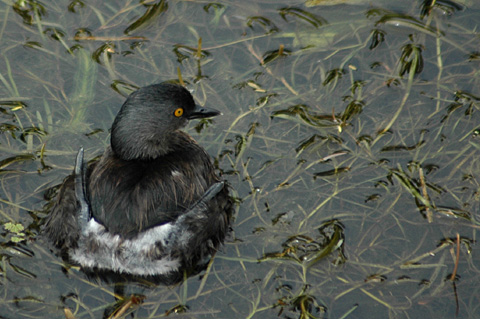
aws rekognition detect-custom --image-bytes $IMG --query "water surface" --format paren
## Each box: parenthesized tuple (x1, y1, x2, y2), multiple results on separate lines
(0, 0, 479, 318)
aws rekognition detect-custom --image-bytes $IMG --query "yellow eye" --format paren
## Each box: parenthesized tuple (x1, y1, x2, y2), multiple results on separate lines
(174, 108, 184, 117)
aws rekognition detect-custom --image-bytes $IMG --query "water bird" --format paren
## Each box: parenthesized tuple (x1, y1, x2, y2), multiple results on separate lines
(44, 83, 233, 282)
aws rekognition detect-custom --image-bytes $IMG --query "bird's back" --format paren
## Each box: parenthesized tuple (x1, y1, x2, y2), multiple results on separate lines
(89, 132, 220, 237)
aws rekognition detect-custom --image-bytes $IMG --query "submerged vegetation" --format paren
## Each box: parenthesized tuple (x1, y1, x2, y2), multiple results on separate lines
(0, 0, 479, 318)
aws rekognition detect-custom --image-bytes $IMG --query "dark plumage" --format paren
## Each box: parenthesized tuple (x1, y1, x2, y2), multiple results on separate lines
(43, 83, 233, 280)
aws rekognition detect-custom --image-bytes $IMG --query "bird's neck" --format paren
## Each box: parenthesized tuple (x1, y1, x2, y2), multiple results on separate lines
(111, 130, 196, 161)
(111, 130, 182, 161)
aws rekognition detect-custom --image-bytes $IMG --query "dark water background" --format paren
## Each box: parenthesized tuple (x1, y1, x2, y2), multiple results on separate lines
(0, 0, 479, 318)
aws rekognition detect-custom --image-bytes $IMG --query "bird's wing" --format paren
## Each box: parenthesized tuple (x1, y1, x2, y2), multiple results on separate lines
(74, 147, 91, 232)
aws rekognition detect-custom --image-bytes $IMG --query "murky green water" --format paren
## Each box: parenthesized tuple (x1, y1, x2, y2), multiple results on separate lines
(1, 0, 480, 318)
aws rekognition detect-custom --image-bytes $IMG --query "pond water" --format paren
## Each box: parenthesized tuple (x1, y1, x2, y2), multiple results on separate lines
(1, 0, 480, 318)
